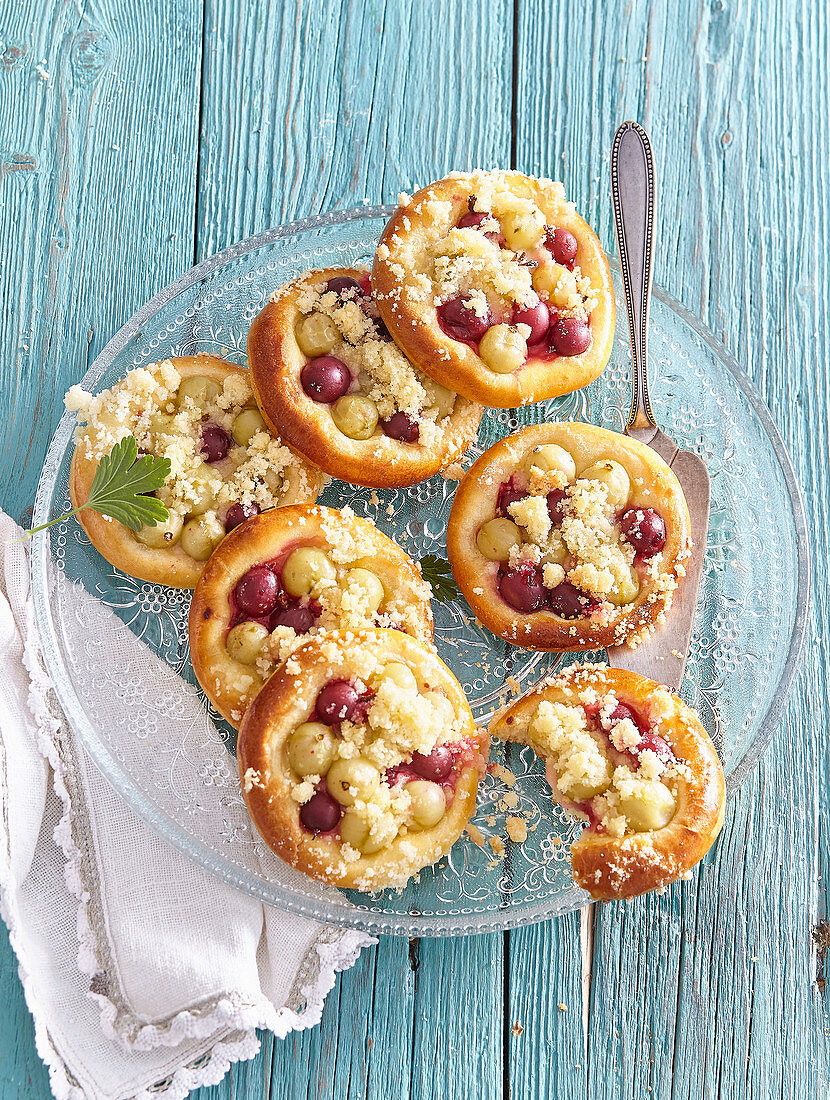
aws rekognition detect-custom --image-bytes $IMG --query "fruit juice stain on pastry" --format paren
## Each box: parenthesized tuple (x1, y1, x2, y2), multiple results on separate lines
(371, 170, 615, 408)
(490, 664, 725, 900)
(189, 504, 435, 728)
(66, 355, 324, 587)
(237, 629, 489, 891)
(247, 266, 482, 488)
(447, 422, 692, 652)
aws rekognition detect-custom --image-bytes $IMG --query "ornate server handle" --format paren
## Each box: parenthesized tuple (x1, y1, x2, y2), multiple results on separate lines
(611, 121, 657, 431)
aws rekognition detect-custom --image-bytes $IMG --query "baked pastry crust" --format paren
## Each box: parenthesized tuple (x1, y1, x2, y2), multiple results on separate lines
(490, 664, 725, 900)
(69, 355, 325, 588)
(371, 171, 615, 408)
(189, 504, 434, 727)
(447, 422, 692, 651)
(248, 266, 482, 487)
(237, 628, 489, 891)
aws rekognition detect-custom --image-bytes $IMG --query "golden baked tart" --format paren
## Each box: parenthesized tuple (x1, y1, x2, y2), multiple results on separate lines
(490, 664, 725, 900)
(371, 170, 615, 408)
(238, 628, 489, 891)
(66, 356, 324, 587)
(247, 267, 482, 487)
(446, 422, 692, 651)
(189, 504, 434, 727)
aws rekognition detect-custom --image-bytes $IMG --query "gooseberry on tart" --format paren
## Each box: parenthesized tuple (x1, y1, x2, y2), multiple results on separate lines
(247, 267, 482, 487)
(490, 664, 725, 900)
(66, 356, 325, 587)
(446, 422, 692, 651)
(371, 171, 615, 408)
(238, 628, 489, 891)
(188, 504, 434, 727)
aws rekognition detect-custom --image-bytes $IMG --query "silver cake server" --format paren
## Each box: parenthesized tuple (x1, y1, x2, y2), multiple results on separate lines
(579, 124, 714, 1031)
(605, 121, 711, 691)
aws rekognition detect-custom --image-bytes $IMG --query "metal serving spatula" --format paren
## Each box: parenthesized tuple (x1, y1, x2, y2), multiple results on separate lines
(578, 124, 714, 1039)
(605, 122, 711, 691)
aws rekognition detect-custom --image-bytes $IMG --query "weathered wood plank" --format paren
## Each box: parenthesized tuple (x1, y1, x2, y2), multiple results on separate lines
(0, 0, 201, 1097)
(409, 935, 504, 1100)
(508, 913, 588, 1099)
(197, 0, 513, 257)
(0, 923, 51, 1100)
(315, 937, 414, 1100)
(0, 0, 202, 525)
(514, 1, 829, 1098)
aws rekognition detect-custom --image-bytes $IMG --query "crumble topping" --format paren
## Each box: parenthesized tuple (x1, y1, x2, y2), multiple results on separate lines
(283, 275, 459, 445)
(376, 170, 599, 329)
(478, 435, 689, 642)
(68, 361, 310, 533)
(431, 227, 535, 307)
(336, 679, 462, 771)
(542, 562, 566, 589)
(508, 495, 552, 545)
(529, 700, 612, 798)
(319, 505, 379, 564)
(560, 480, 637, 596)
(490, 762, 516, 787)
(290, 778, 318, 804)
(505, 817, 528, 843)
(504, 476, 637, 601)
(278, 639, 480, 884)
(232, 510, 431, 703)
(242, 767, 263, 793)
(527, 688, 686, 840)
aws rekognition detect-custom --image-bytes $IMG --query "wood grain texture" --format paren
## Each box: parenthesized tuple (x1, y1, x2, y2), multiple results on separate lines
(1, 0, 828, 1097)
(0, 923, 50, 1098)
(0, 0, 202, 525)
(515, 2, 829, 1098)
(508, 912, 588, 1098)
(0, 6, 201, 1098)
(196, 0, 512, 255)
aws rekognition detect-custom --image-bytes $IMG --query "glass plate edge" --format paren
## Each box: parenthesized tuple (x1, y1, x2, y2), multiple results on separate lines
(30, 207, 812, 936)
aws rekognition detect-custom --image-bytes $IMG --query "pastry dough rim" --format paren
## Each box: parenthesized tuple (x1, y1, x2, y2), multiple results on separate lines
(188, 504, 435, 728)
(237, 628, 489, 891)
(69, 355, 325, 589)
(489, 664, 725, 901)
(247, 266, 483, 488)
(446, 422, 692, 652)
(371, 172, 616, 408)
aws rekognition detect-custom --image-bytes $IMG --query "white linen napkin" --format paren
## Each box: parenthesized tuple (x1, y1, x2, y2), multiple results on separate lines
(0, 511, 375, 1100)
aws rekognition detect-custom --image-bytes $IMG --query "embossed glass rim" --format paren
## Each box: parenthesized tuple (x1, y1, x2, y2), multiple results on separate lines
(31, 206, 810, 937)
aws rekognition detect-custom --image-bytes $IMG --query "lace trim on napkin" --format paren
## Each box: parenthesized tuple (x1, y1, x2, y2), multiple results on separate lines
(45, 690, 370, 1044)
(14, 570, 373, 1098)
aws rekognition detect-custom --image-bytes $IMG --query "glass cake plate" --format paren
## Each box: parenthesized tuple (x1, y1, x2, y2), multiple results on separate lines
(31, 207, 810, 936)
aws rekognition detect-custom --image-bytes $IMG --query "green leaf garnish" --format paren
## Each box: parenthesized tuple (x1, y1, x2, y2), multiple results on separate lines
(419, 554, 460, 604)
(26, 435, 171, 537)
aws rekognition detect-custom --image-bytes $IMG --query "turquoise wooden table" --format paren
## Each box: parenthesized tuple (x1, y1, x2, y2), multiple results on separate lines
(1, 1, 827, 1096)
